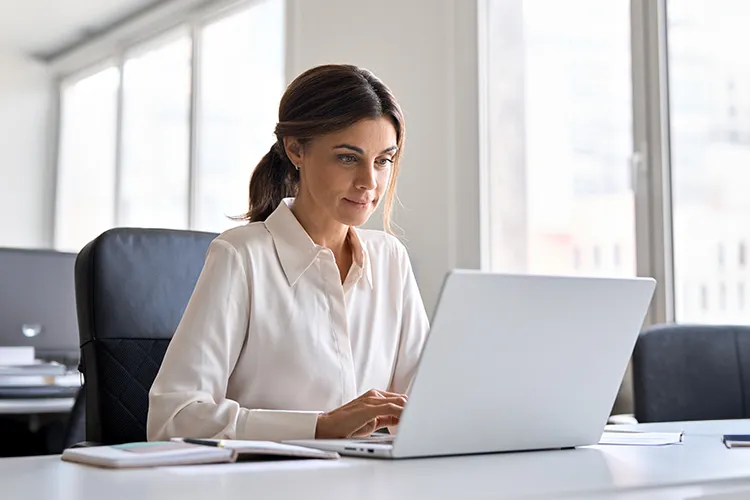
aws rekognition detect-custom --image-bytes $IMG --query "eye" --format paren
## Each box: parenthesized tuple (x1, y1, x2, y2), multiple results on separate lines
(338, 154, 358, 165)
(376, 158, 394, 168)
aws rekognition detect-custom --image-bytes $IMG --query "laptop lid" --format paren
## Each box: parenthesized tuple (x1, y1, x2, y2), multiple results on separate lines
(390, 270, 655, 458)
(0, 247, 79, 363)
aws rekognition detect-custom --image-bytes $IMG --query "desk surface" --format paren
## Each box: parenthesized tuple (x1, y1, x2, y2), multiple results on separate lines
(5, 420, 750, 499)
(0, 397, 75, 415)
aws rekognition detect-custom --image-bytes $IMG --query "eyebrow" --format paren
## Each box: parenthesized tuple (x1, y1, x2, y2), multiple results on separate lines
(333, 144, 398, 155)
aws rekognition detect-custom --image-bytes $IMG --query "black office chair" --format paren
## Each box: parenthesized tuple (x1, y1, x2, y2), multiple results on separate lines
(62, 387, 86, 449)
(72, 228, 217, 445)
(632, 324, 750, 423)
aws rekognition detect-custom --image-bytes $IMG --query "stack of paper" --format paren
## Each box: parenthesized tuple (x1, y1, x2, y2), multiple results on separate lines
(0, 361, 67, 376)
(0, 359, 71, 386)
(0, 347, 80, 397)
(0, 347, 35, 366)
(599, 430, 684, 446)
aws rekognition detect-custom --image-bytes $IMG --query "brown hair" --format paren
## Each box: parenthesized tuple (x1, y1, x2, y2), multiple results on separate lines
(238, 64, 405, 232)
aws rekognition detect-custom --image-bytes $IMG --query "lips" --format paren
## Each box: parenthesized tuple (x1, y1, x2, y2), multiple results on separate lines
(345, 198, 373, 205)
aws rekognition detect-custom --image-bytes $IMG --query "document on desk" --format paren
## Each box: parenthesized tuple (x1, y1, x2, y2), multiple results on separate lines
(599, 430, 684, 446)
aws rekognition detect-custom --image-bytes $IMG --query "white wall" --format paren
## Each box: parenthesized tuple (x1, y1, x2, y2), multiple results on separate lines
(0, 46, 52, 249)
(286, 0, 482, 313)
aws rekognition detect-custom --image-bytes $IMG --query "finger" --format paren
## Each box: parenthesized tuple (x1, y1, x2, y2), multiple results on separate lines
(376, 394, 408, 404)
(362, 389, 408, 400)
(359, 402, 404, 421)
(344, 390, 386, 408)
(351, 414, 400, 437)
(363, 394, 408, 406)
(375, 415, 400, 429)
(342, 390, 400, 409)
(372, 390, 408, 399)
(363, 389, 386, 399)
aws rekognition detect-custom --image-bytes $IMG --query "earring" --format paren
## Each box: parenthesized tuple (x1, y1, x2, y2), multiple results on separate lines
(294, 163, 300, 171)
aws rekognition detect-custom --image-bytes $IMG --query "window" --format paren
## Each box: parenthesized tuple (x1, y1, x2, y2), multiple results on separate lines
(682, 282, 691, 312)
(54, 0, 285, 251)
(119, 32, 192, 229)
(195, 0, 285, 232)
(573, 247, 581, 269)
(669, 0, 750, 323)
(54, 66, 119, 251)
(739, 282, 746, 310)
(481, 0, 750, 328)
(593, 246, 601, 270)
(740, 242, 746, 267)
(613, 244, 622, 268)
(483, 0, 635, 278)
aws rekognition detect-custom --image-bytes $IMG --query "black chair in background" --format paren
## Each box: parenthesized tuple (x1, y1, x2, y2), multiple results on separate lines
(632, 324, 750, 423)
(70, 228, 217, 446)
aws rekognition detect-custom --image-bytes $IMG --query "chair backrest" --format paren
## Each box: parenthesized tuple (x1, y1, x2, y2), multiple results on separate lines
(75, 228, 217, 444)
(632, 324, 750, 423)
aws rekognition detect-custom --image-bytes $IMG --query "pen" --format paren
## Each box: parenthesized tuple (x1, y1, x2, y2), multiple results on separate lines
(182, 438, 225, 448)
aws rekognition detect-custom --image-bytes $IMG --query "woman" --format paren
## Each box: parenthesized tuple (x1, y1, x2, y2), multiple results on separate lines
(147, 64, 429, 442)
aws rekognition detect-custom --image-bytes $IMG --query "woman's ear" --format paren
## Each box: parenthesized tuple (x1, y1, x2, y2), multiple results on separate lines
(283, 137, 304, 168)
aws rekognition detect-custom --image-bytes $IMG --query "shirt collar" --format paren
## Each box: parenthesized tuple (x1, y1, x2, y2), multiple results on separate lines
(264, 198, 373, 289)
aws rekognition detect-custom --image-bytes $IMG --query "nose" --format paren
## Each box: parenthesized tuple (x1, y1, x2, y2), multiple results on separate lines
(355, 163, 377, 191)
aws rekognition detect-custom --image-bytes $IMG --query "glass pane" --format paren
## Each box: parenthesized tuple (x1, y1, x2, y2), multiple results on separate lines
(55, 66, 119, 251)
(485, 0, 635, 277)
(195, 0, 285, 232)
(668, 0, 750, 323)
(119, 32, 192, 229)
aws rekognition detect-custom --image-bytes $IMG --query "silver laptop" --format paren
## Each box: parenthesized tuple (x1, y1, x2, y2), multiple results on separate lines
(286, 270, 656, 459)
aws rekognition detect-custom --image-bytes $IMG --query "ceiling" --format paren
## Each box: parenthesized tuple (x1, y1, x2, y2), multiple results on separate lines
(0, 0, 166, 59)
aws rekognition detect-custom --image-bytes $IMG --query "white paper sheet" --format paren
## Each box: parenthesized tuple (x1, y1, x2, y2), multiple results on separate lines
(598, 430, 683, 446)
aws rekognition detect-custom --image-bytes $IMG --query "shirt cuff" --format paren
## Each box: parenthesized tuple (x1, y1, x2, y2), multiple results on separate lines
(238, 409, 322, 441)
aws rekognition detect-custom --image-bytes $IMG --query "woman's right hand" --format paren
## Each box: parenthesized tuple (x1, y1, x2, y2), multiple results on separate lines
(315, 389, 407, 439)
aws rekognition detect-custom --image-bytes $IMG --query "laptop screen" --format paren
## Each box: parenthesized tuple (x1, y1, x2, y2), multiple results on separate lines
(0, 247, 79, 364)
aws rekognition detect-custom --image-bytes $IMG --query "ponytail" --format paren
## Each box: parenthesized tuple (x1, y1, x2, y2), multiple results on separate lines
(239, 142, 299, 222)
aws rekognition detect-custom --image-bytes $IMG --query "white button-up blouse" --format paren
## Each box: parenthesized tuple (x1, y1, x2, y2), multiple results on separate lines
(147, 199, 430, 442)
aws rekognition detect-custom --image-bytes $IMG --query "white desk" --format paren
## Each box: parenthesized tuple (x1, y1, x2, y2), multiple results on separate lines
(0, 398, 75, 415)
(4, 420, 750, 499)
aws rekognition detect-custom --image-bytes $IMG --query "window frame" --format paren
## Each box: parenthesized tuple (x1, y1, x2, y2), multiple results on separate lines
(630, 0, 675, 326)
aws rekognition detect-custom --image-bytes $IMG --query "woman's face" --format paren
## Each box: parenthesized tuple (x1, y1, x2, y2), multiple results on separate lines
(286, 117, 398, 228)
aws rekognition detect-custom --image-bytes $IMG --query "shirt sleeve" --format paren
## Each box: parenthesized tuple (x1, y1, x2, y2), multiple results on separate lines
(147, 238, 320, 442)
(388, 242, 430, 395)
